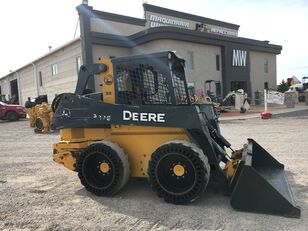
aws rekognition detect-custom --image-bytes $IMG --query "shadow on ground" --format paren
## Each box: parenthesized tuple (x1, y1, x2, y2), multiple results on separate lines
(75, 178, 230, 230)
(74, 172, 306, 230)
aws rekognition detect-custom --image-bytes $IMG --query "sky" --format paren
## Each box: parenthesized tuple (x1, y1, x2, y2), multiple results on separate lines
(0, 0, 307, 83)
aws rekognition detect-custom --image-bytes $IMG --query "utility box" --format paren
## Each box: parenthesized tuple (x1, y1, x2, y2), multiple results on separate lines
(305, 90, 308, 106)
(284, 91, 296, 108)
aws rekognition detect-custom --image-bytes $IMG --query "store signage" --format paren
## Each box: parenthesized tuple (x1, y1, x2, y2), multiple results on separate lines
(149, 14, 190, 29)
(210, 27, 238, 37)
(196, 23, 238, 37)
(232, 49, 247, 67)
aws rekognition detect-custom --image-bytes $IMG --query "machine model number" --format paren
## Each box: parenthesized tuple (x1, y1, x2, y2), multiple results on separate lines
(93, 114, 111, 121)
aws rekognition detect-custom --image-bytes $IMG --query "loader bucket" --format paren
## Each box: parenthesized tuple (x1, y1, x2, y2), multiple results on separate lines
(230, 139, 300, 218)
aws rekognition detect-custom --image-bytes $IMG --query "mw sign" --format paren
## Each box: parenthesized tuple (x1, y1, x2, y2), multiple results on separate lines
(232, 49, 247, 67)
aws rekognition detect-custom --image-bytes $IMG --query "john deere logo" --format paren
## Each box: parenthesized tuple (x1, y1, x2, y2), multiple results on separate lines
(123, 110, 165, 123)
(104, 75, 113, 85)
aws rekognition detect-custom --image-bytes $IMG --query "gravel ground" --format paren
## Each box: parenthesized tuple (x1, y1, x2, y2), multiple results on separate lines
(0, 111, 308, 231)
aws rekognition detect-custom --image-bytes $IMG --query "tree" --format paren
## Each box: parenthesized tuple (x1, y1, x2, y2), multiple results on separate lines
(277, 79, 289, 93)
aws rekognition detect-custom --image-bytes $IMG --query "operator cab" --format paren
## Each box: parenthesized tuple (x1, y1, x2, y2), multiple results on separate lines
(112, 52, 190, 106)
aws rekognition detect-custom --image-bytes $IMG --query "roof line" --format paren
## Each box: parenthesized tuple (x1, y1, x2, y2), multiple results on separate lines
(1, 38, 80, 79)
(76, 4, 146, 26)
(143, 3, 240, 30)
(91, 27, 282, 54)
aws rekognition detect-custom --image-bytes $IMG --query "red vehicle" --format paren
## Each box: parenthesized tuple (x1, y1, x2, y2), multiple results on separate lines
(0, 101, 26, 121)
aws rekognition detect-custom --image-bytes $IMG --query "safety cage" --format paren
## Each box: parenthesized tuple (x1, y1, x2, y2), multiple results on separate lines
(112, 52, 190, 106)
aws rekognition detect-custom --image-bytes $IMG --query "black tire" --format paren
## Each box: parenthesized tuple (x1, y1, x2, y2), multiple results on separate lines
(35, 118, 44, 131)
(7, 111, 19, 121)
(148, 140, 210, 204)
(50, 123, 55, 131)
(77, 141, 130, 196)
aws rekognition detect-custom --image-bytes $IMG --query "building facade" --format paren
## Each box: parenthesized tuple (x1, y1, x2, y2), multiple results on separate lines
(0, 39, 82, 104)
(0, 3, 282, 104)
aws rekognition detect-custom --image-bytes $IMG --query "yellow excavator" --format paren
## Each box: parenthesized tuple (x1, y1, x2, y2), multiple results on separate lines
(52, 51, 300, 218)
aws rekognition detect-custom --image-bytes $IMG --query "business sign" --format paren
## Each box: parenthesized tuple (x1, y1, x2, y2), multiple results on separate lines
(148, 14, 190, 29)
(232, 49, 247, 67)
(196, 23, 238, 37)
(210, 27, 238, 37)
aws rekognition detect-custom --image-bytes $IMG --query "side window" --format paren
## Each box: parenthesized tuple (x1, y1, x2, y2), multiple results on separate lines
(39, 71, 43, 86)
(172, 62, 189, 105)
(51, 64, 58, 76)
(216, 55, 220, 71)
(188, 82, 195, 96)
(117, 69, 132, 92)
(186, 51, 194, 69)
(264, 58, 269, 73)
(76, 56, 82, 73)
(115, 64, 171, 105)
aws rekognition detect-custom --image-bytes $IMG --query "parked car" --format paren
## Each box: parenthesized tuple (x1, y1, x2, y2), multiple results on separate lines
(0, 101, 27, 121)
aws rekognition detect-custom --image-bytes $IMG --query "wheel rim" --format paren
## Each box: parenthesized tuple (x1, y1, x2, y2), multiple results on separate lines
(77, 142, 130, 196)
(83, 152, 115, 190)
(156, 153, 197, 195)
(149, 142, 210, 204)
(100, 162, 110, 173)
(173, 164, 185, 177)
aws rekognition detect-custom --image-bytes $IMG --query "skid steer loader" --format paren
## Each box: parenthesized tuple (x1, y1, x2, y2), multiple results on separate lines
(52, 51, 300, 218)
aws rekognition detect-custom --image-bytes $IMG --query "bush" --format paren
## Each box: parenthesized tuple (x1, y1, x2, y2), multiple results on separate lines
(277, 79, 289, 93)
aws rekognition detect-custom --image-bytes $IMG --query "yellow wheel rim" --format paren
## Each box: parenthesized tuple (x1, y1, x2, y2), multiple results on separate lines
(173, 164, 185, 177)
(100, 162, 110, 173)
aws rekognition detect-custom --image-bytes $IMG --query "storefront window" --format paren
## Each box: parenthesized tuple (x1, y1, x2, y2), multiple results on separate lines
(186, 51, 194, 69)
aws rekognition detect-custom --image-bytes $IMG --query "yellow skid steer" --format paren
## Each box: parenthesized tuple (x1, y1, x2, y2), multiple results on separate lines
(52, 52, 300, 218)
